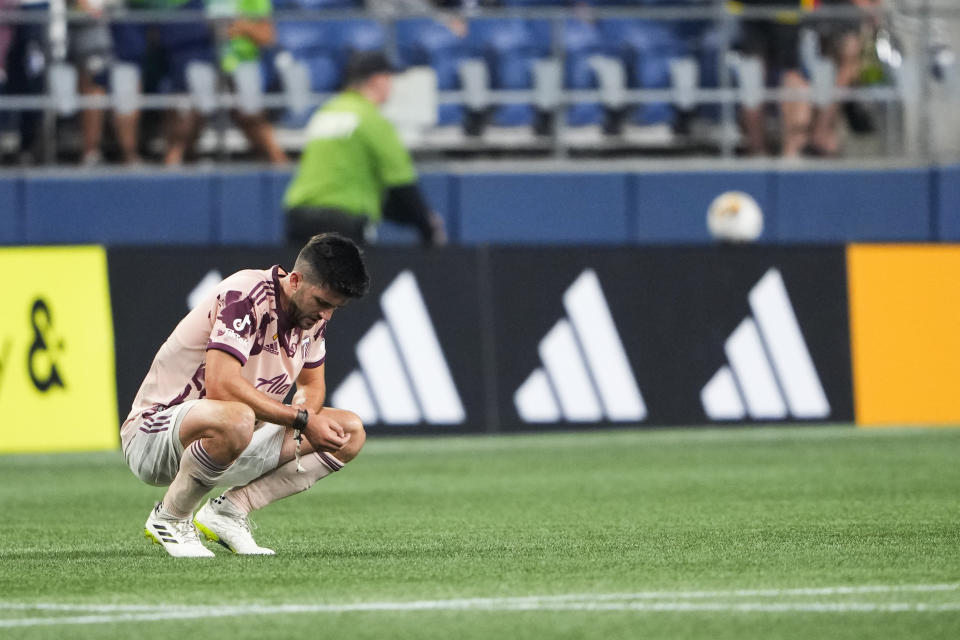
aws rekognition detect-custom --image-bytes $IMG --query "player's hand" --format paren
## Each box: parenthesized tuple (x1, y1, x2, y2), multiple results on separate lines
(301, 411, 351, 453)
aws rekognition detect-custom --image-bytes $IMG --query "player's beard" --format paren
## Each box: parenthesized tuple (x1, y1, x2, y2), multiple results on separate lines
(286, 294, 317, 330)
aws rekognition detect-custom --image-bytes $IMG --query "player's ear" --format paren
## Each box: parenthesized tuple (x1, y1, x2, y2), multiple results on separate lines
(289, 271, 301, 291)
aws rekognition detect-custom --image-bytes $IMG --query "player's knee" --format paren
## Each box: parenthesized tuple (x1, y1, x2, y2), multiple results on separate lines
(215, 402, 255, 454)
(341, 411, 366, 446)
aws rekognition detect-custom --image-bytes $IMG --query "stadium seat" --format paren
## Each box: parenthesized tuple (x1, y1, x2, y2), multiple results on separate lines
(274, 21, 339, 128)
(337, 19, 387, 55)
(396, 18, 470, 127)
(599, 19, 690, 126)
(588, 0, 708, 5)
(302, 54, 341, 92)
(466, 19, 552, 129)
(499, 0, 568, 5)
(275, 21, 333, 57)
(563, 18, 605, 128)
(295, 0, 361, 9)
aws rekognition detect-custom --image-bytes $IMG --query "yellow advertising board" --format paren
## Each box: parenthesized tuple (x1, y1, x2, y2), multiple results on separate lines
(0, 246, 118, 452)
(848, 244, 960, 426)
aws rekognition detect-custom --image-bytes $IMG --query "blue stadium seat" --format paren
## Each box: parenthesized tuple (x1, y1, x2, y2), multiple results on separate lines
(274, 22, 339, 128)
(466, 19, 552, 128)
(337, 19, 387, 54)
(499, 0, 568, 5)
(303, 54, 341, 92)
(588, 0, 708, 5)
(396, 18, 470, 127)
(275, 22, 333, 56)
(563, 18, 604, 127)
(295, 0, 361, 9)
(599, 19, 689, 125)
(694, 24, 724, 121)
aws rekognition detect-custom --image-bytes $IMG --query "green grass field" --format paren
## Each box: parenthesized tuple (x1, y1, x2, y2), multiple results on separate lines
(1, 425, 959, 639)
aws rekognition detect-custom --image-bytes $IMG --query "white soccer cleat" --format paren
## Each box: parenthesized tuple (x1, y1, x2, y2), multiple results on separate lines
(194, 499, 275, 555)
(144, 503, 215, 558)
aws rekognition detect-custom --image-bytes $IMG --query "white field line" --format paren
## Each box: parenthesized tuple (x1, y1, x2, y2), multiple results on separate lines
(1, 583, 959, 627)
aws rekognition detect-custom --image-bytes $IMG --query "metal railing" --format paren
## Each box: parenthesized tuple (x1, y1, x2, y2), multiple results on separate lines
(0, 0, 956, 163)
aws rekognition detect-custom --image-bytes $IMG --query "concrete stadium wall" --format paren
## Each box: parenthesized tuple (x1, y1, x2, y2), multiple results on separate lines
(1, 165, 957, 246)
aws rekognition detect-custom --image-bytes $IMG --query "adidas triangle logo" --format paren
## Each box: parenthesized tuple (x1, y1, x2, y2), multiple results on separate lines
(700, 268, 830, 421)
(514, 270, 647, 423)
(331, 270, 465, 425)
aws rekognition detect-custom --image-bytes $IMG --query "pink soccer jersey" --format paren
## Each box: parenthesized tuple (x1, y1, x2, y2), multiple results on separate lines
(121, 266, 326, 446)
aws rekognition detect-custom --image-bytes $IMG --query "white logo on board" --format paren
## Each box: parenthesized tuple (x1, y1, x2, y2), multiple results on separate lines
(513, 269, 646, 423)
(700, 268, 830, 421)
(331, 271, 465, 425)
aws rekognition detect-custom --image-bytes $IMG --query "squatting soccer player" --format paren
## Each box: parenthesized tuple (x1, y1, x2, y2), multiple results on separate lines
(121, 233, 370, 557)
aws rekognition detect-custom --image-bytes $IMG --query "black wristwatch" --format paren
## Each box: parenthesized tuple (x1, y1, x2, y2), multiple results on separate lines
(292, 408, 309, 431)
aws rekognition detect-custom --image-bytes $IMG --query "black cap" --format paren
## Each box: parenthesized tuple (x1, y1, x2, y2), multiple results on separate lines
(344, 51, 400, 86)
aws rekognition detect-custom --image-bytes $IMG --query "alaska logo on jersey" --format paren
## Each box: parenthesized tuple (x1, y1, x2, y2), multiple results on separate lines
(256, 373, 291, 396)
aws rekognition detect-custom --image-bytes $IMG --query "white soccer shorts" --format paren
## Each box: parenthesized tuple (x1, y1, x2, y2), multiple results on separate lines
(122, 399, 286, 488)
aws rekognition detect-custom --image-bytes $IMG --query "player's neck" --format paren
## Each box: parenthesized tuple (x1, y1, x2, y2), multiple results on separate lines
(276, 271, 294, 317)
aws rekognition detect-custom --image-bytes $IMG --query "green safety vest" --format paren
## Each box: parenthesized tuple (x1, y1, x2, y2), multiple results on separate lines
(284, 91, 417, 222)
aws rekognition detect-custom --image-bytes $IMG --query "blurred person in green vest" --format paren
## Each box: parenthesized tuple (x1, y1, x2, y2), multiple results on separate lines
(284, 51, 446, 247)
(163, 0, 287, 165)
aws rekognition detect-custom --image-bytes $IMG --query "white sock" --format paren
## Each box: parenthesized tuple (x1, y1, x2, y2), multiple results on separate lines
(162, 440, 231, 519)
(222, 452, 343, 515)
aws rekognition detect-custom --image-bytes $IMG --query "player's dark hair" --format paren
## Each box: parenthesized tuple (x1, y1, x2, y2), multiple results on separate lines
(295, 233, 370, 299)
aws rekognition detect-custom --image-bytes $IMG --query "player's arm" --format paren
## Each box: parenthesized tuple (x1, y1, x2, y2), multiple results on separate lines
(205, 349, 346, 452)
(292, 362, 326, 413)
(205, 348, 304, 427)
(289, 361, 353, 452)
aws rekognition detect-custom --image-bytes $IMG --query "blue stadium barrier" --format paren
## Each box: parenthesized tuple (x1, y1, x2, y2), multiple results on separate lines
(214, 171, 275, 246)
(0, 177, 21, 244)
(4, 165, 960, 246)
(774, 169, 932, 242)
(457, 173, 630, 244)
(631, 171, 774, 243)
(935, 165, 960, 241)
(22, 173, 215, 245)
(268, 170, 296, 245)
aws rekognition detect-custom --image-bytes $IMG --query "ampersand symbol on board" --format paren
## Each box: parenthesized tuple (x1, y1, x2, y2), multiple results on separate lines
(27, 298, 65, 392)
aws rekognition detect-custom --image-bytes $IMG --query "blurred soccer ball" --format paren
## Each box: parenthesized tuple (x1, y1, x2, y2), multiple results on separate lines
(706, 191, 764, 243)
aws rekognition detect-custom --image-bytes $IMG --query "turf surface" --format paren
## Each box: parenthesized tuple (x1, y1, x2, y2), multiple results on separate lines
(1, 425, 959, 639)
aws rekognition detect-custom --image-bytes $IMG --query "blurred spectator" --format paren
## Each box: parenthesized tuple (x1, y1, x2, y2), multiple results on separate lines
(164, 0, 287, 165)
(69, 0, 114, 165)
(0, 0, 14, 92)
(159, 0, 216, 165)
(808, 0, 879, 156)
(365, 0, 488, 37)
(366, 0, 497, 19)
(107, 0, 151, 164)
(6, 0, 50, 163)
(735, 0, 812, 156)
(284, 51, 446, 247)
